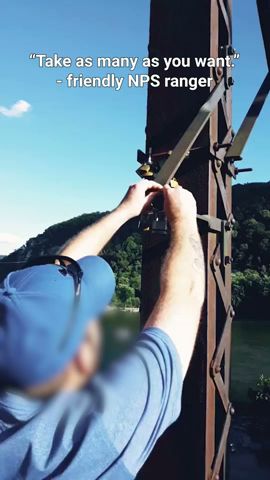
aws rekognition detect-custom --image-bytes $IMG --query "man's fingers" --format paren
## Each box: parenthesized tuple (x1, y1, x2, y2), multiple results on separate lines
(143, 191, 161, 209)
(163, 184, 181, 198)
(138, 179, 163, 192)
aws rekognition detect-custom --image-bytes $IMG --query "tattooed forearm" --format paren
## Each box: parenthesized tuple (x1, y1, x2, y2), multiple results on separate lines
(189, 234, 205, 272)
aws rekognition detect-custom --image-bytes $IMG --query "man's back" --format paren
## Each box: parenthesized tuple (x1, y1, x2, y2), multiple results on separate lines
(0, 328, 182, 480)
(0, 182, 204, 479)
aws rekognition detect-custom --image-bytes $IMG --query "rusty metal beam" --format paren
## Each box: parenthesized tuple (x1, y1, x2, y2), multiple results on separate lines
(138, 1, 233, 479)
(155, 79, 226, 185)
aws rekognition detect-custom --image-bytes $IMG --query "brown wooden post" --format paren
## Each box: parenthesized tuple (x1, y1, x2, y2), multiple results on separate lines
(138, 1, 233, 479)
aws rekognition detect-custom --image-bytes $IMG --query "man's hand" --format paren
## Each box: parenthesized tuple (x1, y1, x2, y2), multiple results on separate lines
(145, 184, 205, 376)
(60, 180, 162, 259)
(163, 184, 197, 233)
(118, 180, 163, 220)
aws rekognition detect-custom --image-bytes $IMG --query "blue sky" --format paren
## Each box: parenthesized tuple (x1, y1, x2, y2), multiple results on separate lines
(0, 0, 269, 254)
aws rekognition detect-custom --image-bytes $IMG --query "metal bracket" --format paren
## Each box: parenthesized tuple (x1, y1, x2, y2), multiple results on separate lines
(153, 79, 226, 185)
(209, 404, 234, 480)
(211, 307, 235, 381)
(220, 44, 235, 91)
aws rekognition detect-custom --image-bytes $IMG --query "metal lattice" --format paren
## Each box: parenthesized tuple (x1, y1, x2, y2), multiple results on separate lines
(138, 1, 270, 479)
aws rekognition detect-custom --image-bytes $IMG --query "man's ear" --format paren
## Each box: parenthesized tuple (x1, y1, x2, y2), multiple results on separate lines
(73, 341, 92, 375)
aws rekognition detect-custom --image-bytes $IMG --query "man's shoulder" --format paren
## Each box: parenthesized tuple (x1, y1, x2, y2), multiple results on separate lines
(0, 389, 132, 479)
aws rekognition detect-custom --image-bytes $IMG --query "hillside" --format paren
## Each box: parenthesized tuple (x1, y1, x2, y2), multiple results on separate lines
(233, 182, 270, 271)
(0, 213, 141, 307)
(1, 182, 270, 315)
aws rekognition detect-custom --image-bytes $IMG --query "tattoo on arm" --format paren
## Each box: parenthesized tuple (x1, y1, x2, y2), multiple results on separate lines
(189, 234, 204, 272)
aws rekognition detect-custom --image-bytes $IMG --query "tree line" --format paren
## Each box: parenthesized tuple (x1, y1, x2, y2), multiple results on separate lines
(1, 182, 270, 319)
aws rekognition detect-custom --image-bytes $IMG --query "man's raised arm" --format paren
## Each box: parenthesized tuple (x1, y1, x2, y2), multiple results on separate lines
(145, 185, 205, 376)
(60, 180, 162, 259)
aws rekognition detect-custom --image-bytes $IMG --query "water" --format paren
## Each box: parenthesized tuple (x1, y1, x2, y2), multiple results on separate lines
(102, 313, 270, 478)
(231, 321, 270, 404)
(103, 313, 270, 404)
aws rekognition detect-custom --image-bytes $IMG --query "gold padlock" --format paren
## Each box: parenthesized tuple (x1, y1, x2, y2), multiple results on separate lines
(138, 164, 154, 178)
(169, 178, 179, 188)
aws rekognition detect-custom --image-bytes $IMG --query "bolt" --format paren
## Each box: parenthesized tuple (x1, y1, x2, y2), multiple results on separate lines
(215, 365, 221, 374)
(228, 46, 236, 56)
(216, 66, 223, 77)
(215, 258, 221, 267)
(235, 167, 253, 175)
(225, 256, 233, 265)
(214, 142, 231, 151)
(228, 77, 234, 87)
(230, 406, 235, 416)
(230, 442, 236, 453)
(215, 474, 220, 480)
(230, 309, 236, 318)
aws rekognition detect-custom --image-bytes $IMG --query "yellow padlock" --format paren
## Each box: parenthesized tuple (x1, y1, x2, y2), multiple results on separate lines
(140, 164, 151, 173)
(138, 164, 154, 178)
(169, 178, 179, 188)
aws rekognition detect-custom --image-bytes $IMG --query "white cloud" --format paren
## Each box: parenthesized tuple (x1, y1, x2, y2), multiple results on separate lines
(0, 233, 25, 256)
(0, 100, 31, 118)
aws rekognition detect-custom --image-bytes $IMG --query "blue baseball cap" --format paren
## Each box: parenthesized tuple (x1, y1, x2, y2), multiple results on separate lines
(0, 256, 115, 388)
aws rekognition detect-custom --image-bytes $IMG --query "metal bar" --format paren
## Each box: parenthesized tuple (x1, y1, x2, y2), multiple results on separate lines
(197, 215, 223, 233)
(210, 406, 232, 480)
(213, 168, 231, 219)
(217, 0, 232, 44)
(257, 0, 270, 69)
(212, 307, 234, 371)
(155, 79, 226, 185)
(220, 95, 231, 132)
(212, 256, 229, 311)
(205, 1, 221, 476)
(213, 373, 230, 411)
(226, 72, 270, 159)
(223, 138, 233, 478)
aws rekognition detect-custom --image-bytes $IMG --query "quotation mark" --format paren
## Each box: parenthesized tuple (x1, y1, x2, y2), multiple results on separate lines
(231, 52, 240, 67)
(29, 53, 36, 60)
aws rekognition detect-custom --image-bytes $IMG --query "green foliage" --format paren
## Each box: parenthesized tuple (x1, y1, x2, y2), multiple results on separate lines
(233, 182, 270, 272)
(232, 270, 270, 317)
(102, 233, 141, 307)
(1, 182, 270, 313)
(248, 374, 270, 414)
(231, 182, 270, 318)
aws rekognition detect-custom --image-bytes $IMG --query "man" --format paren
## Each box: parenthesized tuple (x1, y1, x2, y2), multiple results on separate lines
(0, 180, 205, 479)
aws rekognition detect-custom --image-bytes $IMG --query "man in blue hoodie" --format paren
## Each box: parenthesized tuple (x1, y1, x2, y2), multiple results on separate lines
(0, 180, 205, 479)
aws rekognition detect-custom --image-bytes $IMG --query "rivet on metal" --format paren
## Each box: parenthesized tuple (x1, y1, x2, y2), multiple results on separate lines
(215, 258, 221, 267)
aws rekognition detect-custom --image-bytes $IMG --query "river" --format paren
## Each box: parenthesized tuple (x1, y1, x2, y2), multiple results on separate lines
(103, 312, 270, 404)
